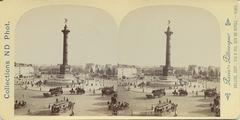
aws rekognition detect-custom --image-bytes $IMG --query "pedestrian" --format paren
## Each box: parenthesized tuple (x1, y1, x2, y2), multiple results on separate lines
(70, 110, 74, 116)
(159, 100, 161, 104)
(28, 109, 31, 114)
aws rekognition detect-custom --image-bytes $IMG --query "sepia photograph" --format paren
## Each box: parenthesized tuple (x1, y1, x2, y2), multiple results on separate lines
(14, 5, 220, 117)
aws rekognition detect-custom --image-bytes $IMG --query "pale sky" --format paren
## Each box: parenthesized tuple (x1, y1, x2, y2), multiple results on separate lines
(118, 6, 220, 67)
(16, 6, 118, 65)
(16, 6, 220, 67)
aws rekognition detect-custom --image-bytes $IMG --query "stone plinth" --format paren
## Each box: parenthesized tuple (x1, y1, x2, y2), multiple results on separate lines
(45, 75, 76, 86)
(147, 76, 179, 88)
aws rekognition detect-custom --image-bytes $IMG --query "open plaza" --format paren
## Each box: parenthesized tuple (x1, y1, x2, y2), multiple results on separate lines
(14, 76, 219, 117)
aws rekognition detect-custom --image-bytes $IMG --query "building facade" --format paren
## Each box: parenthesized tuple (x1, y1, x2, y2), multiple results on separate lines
(15, 63, 34, 78)
(117, 65, 137, 79)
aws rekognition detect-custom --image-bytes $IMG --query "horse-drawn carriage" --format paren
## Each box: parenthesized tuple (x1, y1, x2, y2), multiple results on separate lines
(107, 94, 129, 115)
(204, 88, 217, 97)
(43, 87, 63, 97)
(172, 89, 188, 96)
(69, 87, 85, 95)
(51, 101, 75, 115)
(146, 89, 166, 99)
(108, 101, 129, 110)
(138, 82, 145, 88)
(14, 100, 27, 109)
(210, 95, 220, 116)
(35, 80, 43, 86)
(101, 86, 116, 96)
(43, 92, 52, 97)
(153, 102, 177, 116)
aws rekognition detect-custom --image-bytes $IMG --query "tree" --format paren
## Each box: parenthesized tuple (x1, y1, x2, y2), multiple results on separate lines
(193, 69, 196, 76)
(112, 67, 117, 76)
(106, 68, 112, 76)
(90, 67, 94, 73)
(209, 69, 215, 79)
(96, 67, 100, 74)
(99, 69, 104, 74)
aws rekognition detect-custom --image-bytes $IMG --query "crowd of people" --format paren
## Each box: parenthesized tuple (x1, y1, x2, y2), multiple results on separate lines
(107, 94, 129, 115)
(14, 100, 27, 109)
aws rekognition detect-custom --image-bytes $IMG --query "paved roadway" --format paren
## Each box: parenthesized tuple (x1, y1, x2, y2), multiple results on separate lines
(15, 79, 117, 116)
(116, 85, 217, 117)
(15, 78, 218, 117)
